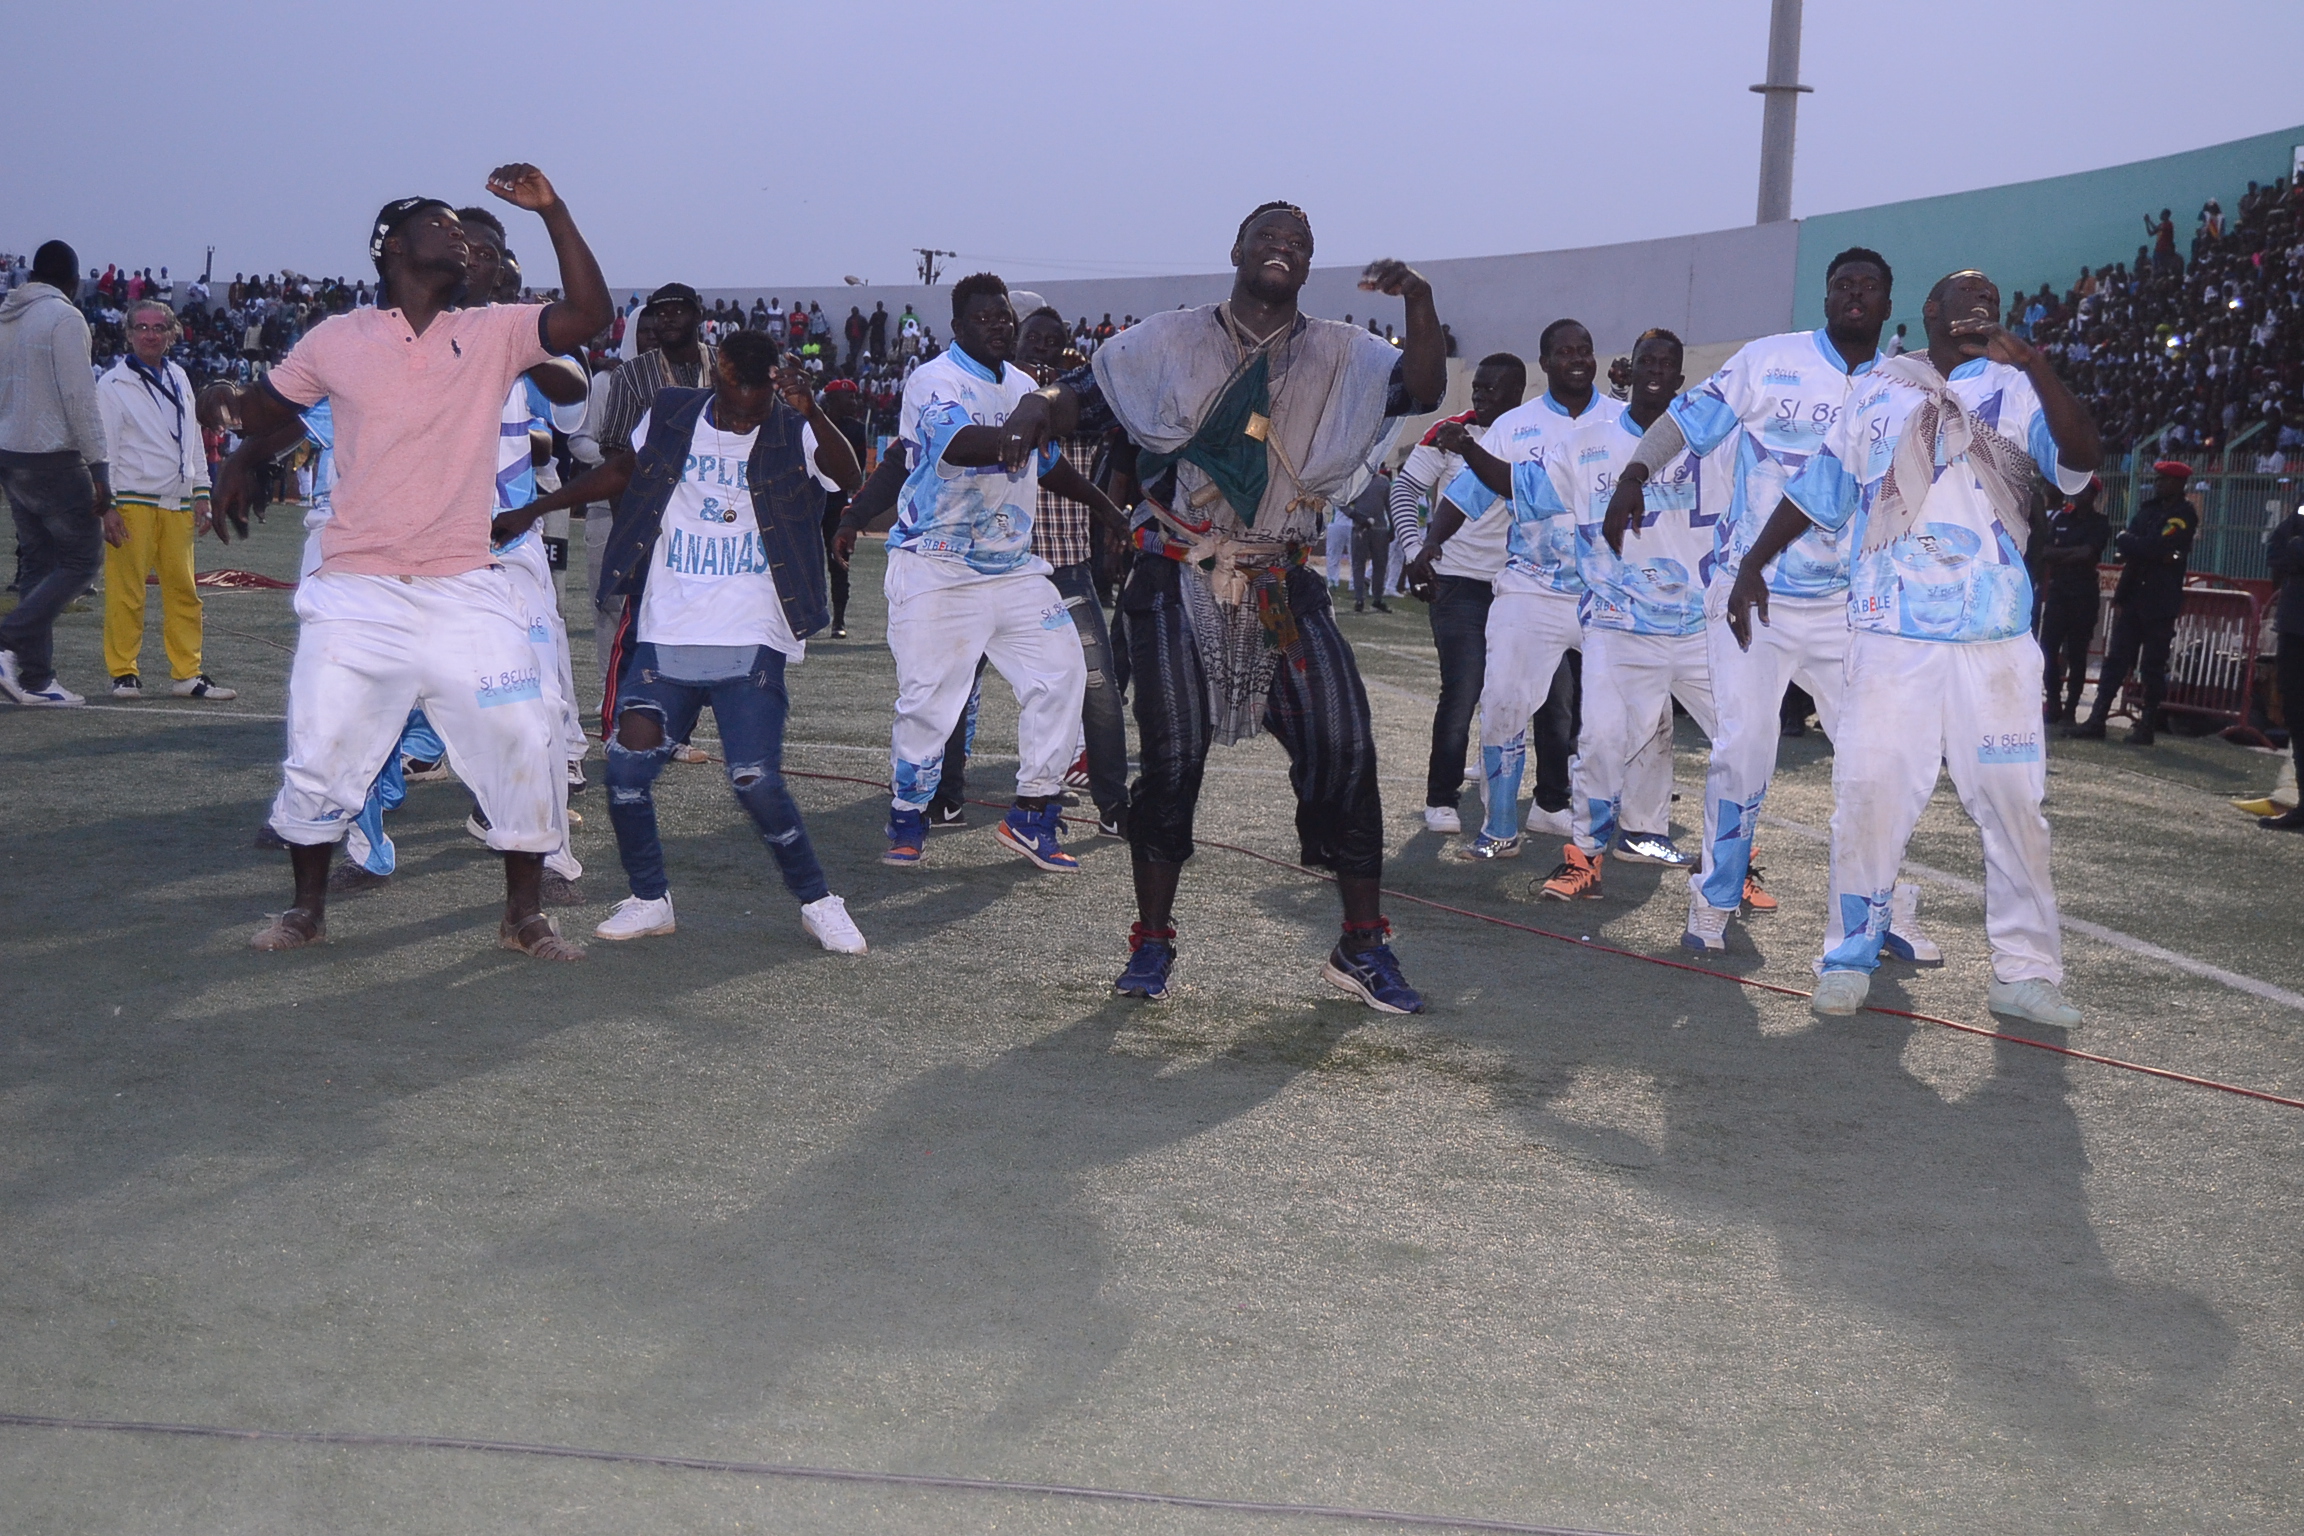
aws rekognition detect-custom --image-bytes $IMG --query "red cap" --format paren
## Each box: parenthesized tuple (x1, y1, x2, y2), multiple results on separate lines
(2153, 459, 2194, 478)
(820, 377, 858, 394)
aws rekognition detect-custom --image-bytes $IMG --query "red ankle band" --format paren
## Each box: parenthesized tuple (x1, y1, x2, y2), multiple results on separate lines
(1128, 922, 1177, 951)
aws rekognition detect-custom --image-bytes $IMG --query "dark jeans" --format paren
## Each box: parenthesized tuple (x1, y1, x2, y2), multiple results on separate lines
(2086, 608, 2175, 725)
(1124, 560, 1383, 878)
(0, 450, 101, 690)
(1424, 575, 1490, 807)
(605, 643, 829, 904)
(820, 495, 850, 627)
(932, 562, 1129, 819)
(2281, 632, 2304, 784)
(1532, 650, 1579, 815)
(1055, 561, 1129, 817)
(2038, 591, 2098, 715)
(1350, 521, 1391, 606)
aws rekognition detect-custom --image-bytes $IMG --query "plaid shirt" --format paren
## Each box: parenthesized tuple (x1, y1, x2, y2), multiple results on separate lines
(1032, 435, 1099, 568)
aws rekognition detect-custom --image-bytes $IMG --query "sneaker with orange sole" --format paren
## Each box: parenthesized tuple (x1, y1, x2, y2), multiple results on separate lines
(1539, 844, 1603, 901)
(1742, 864, 1777, 913)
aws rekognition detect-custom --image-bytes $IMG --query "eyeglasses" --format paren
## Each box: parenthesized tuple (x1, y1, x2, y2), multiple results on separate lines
(127, 323, 175, 335)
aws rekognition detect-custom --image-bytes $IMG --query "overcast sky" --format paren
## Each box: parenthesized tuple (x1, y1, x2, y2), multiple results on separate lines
(9, 0, 2301, 292)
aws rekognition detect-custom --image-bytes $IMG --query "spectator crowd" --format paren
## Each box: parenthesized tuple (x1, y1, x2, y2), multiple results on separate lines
(2027, 174, 2304, 466)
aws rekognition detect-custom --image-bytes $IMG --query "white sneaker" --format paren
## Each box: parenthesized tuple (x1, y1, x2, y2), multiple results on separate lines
(401, 757, 452, 783)
(171, 674, 237, 700)
(1422, 805, 1461, 834)
(1524, 803, 1573, 837)
(1881, 881, 1944, 966)
(1681, 897, 1731, 955)
(1987, 976, 2082, 1028)
(801, 893, 867, 954)
(594, 892, 676, 940)
(1, 650, 83, 706)
(1810, 970, 1871, 1016)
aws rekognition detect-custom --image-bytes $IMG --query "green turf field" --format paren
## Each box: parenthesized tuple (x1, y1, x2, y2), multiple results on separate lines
(4, 508, 2301, 1534)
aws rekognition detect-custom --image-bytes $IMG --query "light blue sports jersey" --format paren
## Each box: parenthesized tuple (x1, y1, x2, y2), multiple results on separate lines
(1666, 328, 1871, 600)
(300, 399, 336, 516)
(1441, 392, 1622, 598)
(887, 348, 1056, 578)
(490, 377, 552, 553)
(1785, 358, 2092, 644)
(1528, 410, 1720, 636)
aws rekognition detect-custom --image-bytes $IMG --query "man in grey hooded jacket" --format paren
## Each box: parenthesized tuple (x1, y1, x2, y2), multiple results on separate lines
(0, 239, 119, 705)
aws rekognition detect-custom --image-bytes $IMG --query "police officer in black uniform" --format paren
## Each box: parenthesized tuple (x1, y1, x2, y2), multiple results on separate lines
(2033, 478, 2111, 722)
(2262, 500, 2304, 830)
(2067, 460, 2200, 745)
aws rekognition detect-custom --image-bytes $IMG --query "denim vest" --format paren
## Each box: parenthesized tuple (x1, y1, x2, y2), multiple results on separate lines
(598, 387, 830, 639)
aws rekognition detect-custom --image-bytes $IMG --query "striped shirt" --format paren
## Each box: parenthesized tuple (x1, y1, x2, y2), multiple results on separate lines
(595, 345, 718, 469)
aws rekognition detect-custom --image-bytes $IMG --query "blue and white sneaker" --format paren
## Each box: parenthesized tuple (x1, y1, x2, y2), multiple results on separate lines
(1881, 881, 1945, 967)
(883, 807, 927, 866)
(0, 649, 83, 707)
(995, 802, 1079, 872)
(1458, 832, 1521, 861)
(1323, 941, 1426, 1014)
(1115, 929, 1176, 999)
(1615, 829, 1690, 867)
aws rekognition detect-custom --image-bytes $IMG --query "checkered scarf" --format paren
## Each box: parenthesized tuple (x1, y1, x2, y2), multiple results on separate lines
(1866, 352, 2039, 556)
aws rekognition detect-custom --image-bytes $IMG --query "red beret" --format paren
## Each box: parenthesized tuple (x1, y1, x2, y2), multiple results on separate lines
(2152, 459, 2194, 478)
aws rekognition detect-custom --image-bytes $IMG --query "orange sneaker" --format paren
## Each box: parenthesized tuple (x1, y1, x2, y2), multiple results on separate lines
(1742, 864, 1778, 913)
(1539, 844, 1603, 901)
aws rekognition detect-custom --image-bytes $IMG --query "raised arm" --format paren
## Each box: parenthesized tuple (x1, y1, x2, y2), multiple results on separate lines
(1360, 260, 1443, 411)
(1431, 418, 1509, 496)
(775, 368, 862, 493)
(1957, 320, 2103, 473)
(945, 382, 1078, 470)
(484, 164, 612, 358)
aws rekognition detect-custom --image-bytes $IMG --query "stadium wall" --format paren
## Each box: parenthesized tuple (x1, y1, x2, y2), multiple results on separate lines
(688, 221, 1798, 379)
(1794, 122, 2304, 342)
(676, 124, 2304, 394)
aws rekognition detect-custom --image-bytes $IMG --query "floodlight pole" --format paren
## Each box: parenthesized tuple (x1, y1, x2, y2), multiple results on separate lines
(1750, 0, 1812, 224)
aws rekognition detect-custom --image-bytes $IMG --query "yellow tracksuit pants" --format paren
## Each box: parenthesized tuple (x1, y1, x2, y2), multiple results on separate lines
(103, 496, 203, 681)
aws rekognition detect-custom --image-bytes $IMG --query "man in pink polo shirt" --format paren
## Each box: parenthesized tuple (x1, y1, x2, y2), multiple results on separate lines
(212, 163, 611, 959)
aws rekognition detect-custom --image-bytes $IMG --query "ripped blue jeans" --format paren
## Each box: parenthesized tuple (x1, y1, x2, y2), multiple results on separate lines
(606, 642, 829, 905)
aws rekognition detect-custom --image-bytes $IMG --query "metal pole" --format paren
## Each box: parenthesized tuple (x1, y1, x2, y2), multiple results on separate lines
(1749, 0, 1812, 224)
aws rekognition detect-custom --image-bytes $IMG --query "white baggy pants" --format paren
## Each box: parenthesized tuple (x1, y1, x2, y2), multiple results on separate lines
(270, 568, 565, 855)
(1575, 626, 1716, 856)
(1690, 594, 1849, 911)
(885, 552, 1087, 810)
(1475, 589, 1674, 842)
(1821, 630, 2060, 982)
(499, 535, 590, 765)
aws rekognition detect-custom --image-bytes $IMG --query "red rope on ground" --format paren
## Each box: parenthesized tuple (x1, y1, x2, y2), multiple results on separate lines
(781, 768, 2304, 1112)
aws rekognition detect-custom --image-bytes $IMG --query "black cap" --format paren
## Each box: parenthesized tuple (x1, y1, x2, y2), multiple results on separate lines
(643, 282, 701, 313)
(369, 197, 453, 265)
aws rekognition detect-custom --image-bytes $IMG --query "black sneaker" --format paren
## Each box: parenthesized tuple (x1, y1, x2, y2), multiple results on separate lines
(2063, 718, 2106, 739)
(925, 801, 967, 828)
(1097, 809, 1127, 839)
(2259, 806, 2304, 832)
(111, 674, 142, 698)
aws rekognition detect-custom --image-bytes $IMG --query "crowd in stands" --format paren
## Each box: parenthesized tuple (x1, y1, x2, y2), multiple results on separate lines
(2029, 174, 2304, 466)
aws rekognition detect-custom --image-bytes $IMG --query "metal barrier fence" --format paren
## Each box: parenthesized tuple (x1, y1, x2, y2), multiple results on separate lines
(2094, 466, 2300, 584)
(2087, 580, 2267, 738)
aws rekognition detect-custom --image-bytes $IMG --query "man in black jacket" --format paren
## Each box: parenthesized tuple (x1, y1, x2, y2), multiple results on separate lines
(2034, 479, 2111, 722)
(2067, 461, 2199, 744)
(2262, 501, 2304, 830)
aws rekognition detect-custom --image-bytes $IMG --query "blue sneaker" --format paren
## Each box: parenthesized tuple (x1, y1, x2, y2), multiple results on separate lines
(1615, 829, 1690, 867)
(1115, 928, 1176, 999)
(1324, 940, 1426, 1014)
(1458, 832, 1521, 861)
(995, 802, 1079, 872)
(883, 807, 927, 866)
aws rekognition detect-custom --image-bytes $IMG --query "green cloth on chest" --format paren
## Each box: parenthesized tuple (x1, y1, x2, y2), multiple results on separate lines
(1135, 352, 1271, 527)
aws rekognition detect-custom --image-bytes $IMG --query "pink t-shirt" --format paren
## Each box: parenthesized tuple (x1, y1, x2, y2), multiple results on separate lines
(267, 304, 552, 576)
